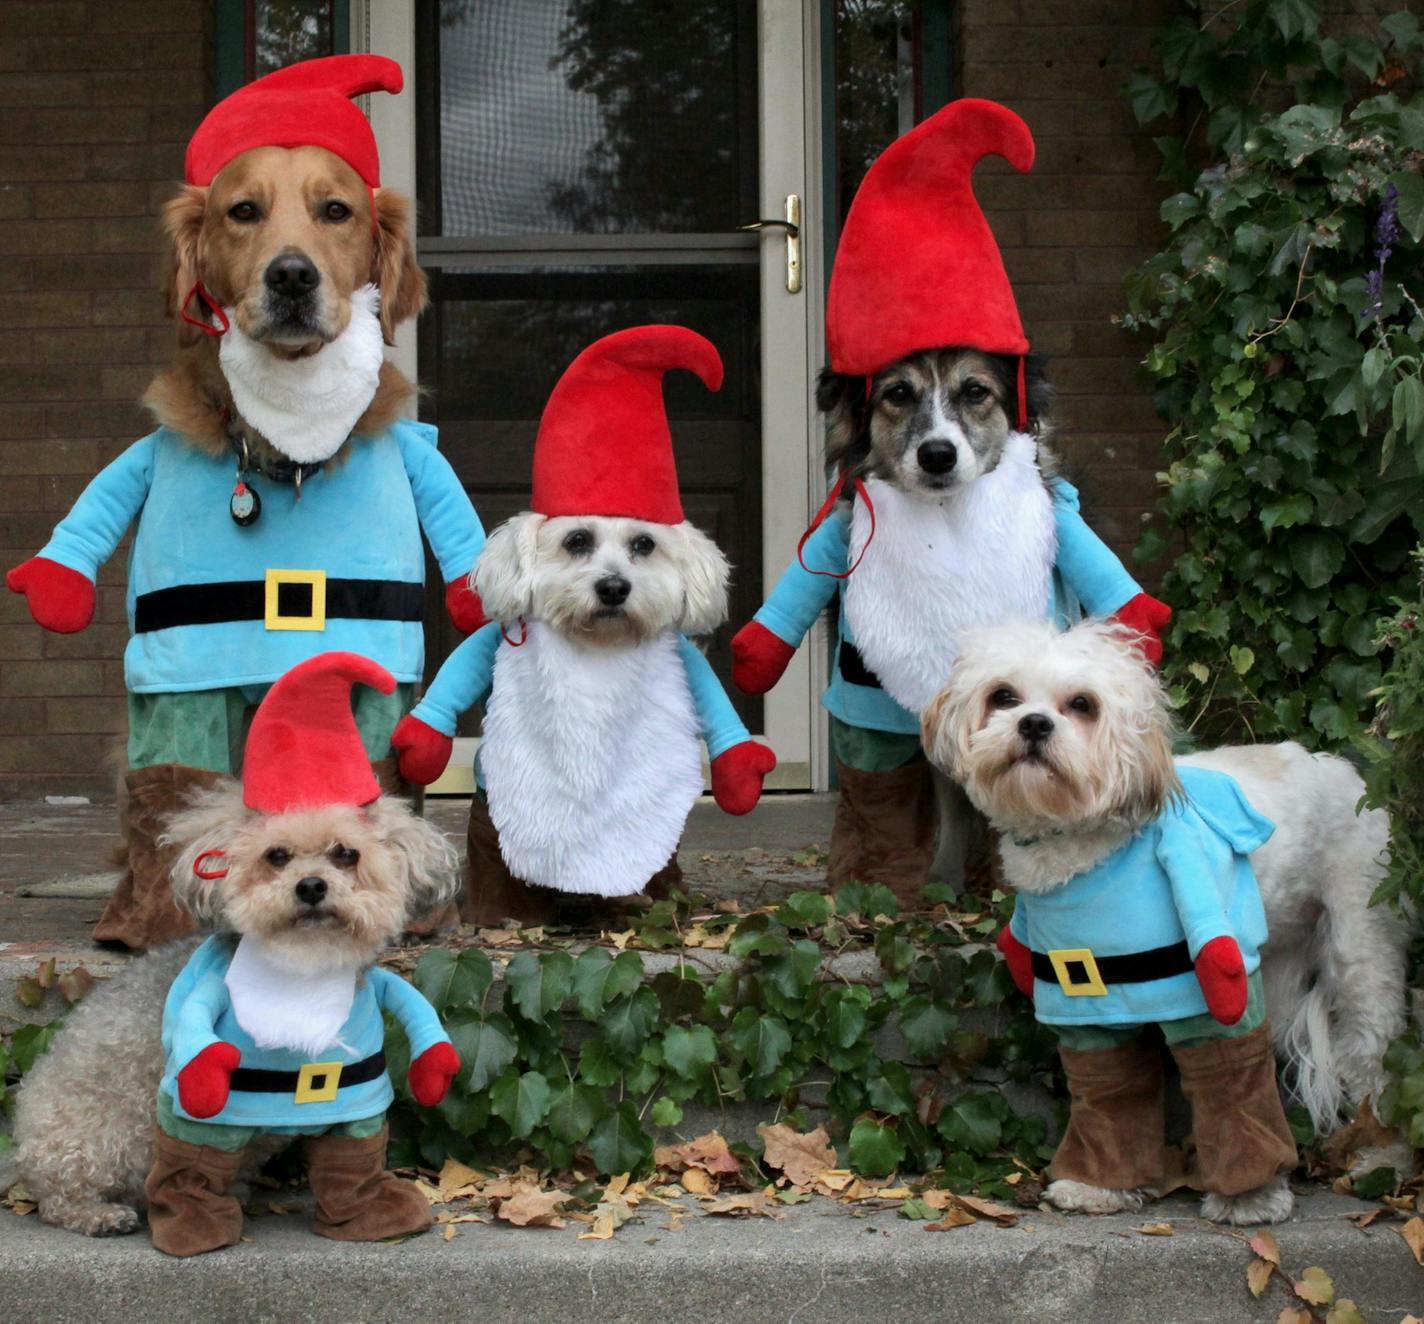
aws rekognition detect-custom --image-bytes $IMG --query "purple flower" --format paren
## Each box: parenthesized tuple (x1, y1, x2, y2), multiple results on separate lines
(1366, 183, 1399, 320)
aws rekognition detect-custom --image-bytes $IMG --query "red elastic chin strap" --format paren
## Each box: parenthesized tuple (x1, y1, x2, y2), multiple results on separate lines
(796, 470, 876, 579)
(180, 282, 230, 337)
(501, 618, 528, 647)
(1016, 355, 1029, 431)
(368, 184, 380, 247)
(193, 849, 229, 880)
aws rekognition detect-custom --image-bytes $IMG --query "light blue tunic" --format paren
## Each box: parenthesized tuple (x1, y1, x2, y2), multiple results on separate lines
(1008, 766, 1274, 1026)
(753, 479, 1144, 735)
(37, 422, 484, 693)
(159, 935, 449, 1131)
(411, 623, 751, 787)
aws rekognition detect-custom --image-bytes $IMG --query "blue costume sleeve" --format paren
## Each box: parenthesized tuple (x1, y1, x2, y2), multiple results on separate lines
(370, 967, 450, 1061)
(1050, 479, 1142, 617)
(753, 504, 850, 646)
(37, 433, 157, 580)
(677, 636, 751, 758)
(168, 969, 231, 1072)
(409, 621, 501, 736)
(1154, 815, 1235, 958)
(398, 425, 486, 584)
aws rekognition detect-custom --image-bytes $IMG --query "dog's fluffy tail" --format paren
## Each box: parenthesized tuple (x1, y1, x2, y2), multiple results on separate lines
(1274, 974, 1344, 1136)
(0, 1146, 19, 1197)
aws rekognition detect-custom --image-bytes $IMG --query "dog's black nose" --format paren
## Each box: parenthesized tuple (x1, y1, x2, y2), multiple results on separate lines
(917, 440, 958, 475)
(264, 252, 321, 295)
(595, 575, 631, 607)
(295, 876, 327, 906)
(1018, 712, 1054, 744)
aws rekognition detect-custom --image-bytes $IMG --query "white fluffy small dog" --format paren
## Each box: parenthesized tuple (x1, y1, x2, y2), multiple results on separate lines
(2, 788, 458, 1236)
(922, 619, 1410, 1224)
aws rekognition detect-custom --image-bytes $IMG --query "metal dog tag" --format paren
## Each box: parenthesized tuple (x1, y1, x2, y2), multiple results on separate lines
(230, 479, 260, 527)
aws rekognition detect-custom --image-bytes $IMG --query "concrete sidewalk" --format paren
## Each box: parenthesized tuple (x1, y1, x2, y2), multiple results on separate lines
(2, 1188, 1420, 1323)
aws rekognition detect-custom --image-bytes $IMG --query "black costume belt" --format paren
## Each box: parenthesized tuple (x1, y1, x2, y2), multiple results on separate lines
(228, 1051, 387, 1101)
(838, 641, 884, 690)
(1030, 941, 1195, 996)
(133, 570, 424, 634)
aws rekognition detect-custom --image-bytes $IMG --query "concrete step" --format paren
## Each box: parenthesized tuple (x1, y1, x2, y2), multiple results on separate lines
(2, 1188, 1418, 1324)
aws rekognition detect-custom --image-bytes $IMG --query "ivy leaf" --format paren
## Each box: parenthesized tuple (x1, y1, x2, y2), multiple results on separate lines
(571, 946, 644, 1021)
(444, 1009, 518, 1094)
(414, 947, 492, 1012)
(1269, 0, 1322, 41)
(505, 950, 575, 1022)
(777, 890, 833, 930)
(489, 1069, 551, 1139)
(546, 1082, 605, 1143)
(1124, 69, 1175, 124)
(1391, 170, 1424, 243)
(588, 1101, 654, 1177)
(730, 1007, 792, 1078)
(1230, 646, 1255, 676)
(821, 988, 870, 1051)
(897, 996, 957, 1061)
(662, 1024, 717, 1079)
(866, 1062, 916, 1117)
(938, 1092, 1007, 1157)
(649, 1097, 683, 1128)
(848, 1118, 905, 1177)
(1289, 530, 1346, 588)
(599, 986, 660, 1061)
(578, 1037, 621, 1087)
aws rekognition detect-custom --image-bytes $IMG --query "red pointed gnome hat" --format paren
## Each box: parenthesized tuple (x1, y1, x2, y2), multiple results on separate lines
(531, 325, 723, 525)
(826, 98, 1034, 376)
(185, 54, 403, 187)
(242, 651, 394, 814)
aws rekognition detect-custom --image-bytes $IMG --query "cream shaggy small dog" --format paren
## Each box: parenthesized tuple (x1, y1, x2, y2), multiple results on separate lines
(922, 619, 1410, 1225)
(2, 789, 458, 1236)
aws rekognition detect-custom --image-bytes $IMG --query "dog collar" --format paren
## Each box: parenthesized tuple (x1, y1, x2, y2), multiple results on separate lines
(223, 416, 331, 525)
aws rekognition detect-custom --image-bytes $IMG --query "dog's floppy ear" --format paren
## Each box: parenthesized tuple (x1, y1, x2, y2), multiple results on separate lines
(474, 511, 543, 622)
(363, 797, 461, 927)
(161, 185, 209, 348)
(920, 673, 976, 783)
(817, 367, 865, 475)
(671, 521, 730, 635)
(372, 188, 427, 346)
(160, 778, 249, 924)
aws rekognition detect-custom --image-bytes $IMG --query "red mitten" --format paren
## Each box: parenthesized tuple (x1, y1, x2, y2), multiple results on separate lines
(6, 556, 95, 633)
(1109, 592, 1172, 667)
(710, 740, 776, 815)
(444, 578, 487, 635)
(408, 1041, 460, 1107)
(996, 926, 1035, 1000)
(390, 714, 453, 786)
(1194, 935, 1248, 1025)
(731, 621, 796, 695)
(177, 1041, 240, 1119)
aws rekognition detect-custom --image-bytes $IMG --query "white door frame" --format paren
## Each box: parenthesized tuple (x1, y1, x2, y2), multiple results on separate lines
(353, 0, 829, 792)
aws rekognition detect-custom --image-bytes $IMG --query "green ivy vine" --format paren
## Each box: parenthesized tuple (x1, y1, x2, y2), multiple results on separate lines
(383, 885, 1061, 1188)
(1122, 0, 1424, 747)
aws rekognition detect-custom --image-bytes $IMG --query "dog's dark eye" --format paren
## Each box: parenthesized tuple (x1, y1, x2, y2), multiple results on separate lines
(990, 688, 1019, 709)
(961, 380, 990, 404)
(330, 844, 360, 868)
(322, 200, 352, 223)
(1067, 694, 1097, 718)
(562, 529, 594, 556)
(264, 847, 292, 867)
(228, 201, 259, 223)
(882, 382, 915, 406)
(629, 534, 655, 557)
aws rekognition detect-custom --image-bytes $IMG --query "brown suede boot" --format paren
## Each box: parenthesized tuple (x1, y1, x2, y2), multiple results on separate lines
(1171, 1022, 1298, 1197)
(144, 1126, 247, 1257)
(825, 760, 936, 909)
(1049, 1040, 1169, 1190)
(460, 793, 560, 927)
(94, 764, 226, 950)
(304, 1125, 432, 1241)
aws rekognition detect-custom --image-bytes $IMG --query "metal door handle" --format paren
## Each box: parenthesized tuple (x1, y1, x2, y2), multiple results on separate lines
(739, 194, 802, 294)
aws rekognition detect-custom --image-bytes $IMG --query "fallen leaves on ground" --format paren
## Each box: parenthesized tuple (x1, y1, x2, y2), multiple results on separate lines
(1292, 1266, 1334, 1308)
(1247, 1256, 1276, 1298)
(759, 1123, 837, 1189)
(495, 1185, 569, 1229)
(1397, 1215, 1424, 1264)
(1135, 1222, 1174, 1236)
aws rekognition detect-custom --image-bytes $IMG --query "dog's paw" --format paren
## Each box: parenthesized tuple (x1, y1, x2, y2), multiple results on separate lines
(1200, 1176, 1294, 1226)
(1044, 1179, 1157, 1215)
(43, 1199, 141, 1237)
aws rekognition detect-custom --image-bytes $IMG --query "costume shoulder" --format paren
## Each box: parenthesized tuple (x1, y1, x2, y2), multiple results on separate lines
(1173, 765, 1275, 854)
(1049, 476, 1081, 512)
(391, 418, 440, 450)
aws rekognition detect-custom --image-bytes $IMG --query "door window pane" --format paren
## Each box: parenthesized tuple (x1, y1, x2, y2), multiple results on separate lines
(253, 0, 336, 78)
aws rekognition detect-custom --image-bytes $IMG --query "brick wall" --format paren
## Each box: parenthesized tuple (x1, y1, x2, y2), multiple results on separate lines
(0, 0, 211, 797)
(954, 0, 1182, 575)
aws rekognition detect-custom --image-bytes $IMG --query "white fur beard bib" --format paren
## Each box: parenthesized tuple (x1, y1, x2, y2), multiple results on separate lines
(224, 936, 356, 1057)
(843, 431, 1057, 715)
(219, 283, 385, 463)
(480, 622, 704, 897)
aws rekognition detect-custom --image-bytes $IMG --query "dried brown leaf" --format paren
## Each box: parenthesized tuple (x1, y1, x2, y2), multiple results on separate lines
(578, 1213, 616, 1241)
(496, 1185, 568, 1228)
(680, 1167, 715, 1196)
(1346, 1207, 1387, 1228)
(1250, 1229, 1282, 1266)
(442, 1223, 459, 1241)
(1398, 1215, 1424, 1265)
(924, 1207, 977, 1232)
(758, 1123, 838, 1189)
(950, 1193, 1020, 1225)
(436, 1158, 484, 1203)
(33, 957, 56, 990)
(15, 978, 42, 1009)
(701, 1192, 771, 1218)
(1135, 1222, 1174, 1236)
(1247, 1258, 1276, 1298)
(1321, 1097, 1400, 1171)
(57, 966, 93, 1004)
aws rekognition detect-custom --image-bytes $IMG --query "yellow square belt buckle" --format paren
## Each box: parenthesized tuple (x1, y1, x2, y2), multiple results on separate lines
(1048, 947, 1108, 997)
(264, 568, 326, 631)
(293, 1060, 343, 1104)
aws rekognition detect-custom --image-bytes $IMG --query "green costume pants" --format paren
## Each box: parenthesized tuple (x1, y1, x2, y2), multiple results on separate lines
(156, 1090, 386, 1151)
(829, 714, 923, 773)
(127, 682, 414, 774)
(1052, 970, 1268, 1052)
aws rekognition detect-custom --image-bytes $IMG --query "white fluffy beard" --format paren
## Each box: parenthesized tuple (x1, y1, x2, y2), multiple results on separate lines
(844, 432, 1056, 715)
(223, 934, 357, 1057)
(219, 283, 385, 463)
(480, 622, 704, 896)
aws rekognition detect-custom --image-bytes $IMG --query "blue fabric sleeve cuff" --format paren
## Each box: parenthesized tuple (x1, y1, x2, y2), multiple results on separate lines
(678, 635, 750, 758)
(401, 426, 486, 583)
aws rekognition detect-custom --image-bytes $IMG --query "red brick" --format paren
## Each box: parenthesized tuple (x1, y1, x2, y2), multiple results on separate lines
(0, 184, 31, 219)
(43, 625, 131, 663)
(85, 143, 184, 183)
(32, 253, 152, 289)
(93, 288, 164, 325)
(0, 363, 105, 401)
(0, 405, 44, 439)
(42, 694, 126, 732)
(0, 258, 34, 292)
(33, 180, 150, 218)
(25, 34, 149, 71)
(89, 69, 207, 107)
(0, 72, 90, 107)
(0, 292, 89, 331)
(0, 108, 150, 145)
(3, 4, 87, 37)
(100, 364, 153, 400)
(0, 332, 33, 365)
(0, 732, 114, 774)
(36, 328, 148, 363)
(91, 0, 204, 34)
(44, 402, 149, 439)
(0, 438, 101, 473)
(92, 217, 164, 253)
(1, 659, 103, 696)
(0, 144, 86, 182)
(0, 219, 91, 254)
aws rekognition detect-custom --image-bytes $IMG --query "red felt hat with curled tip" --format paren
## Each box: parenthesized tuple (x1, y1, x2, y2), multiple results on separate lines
(242, 651, 394, 814)
(185, 54, 403, 187)
(826, 97, 1035, 375)
(531, 325, 723, 525)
